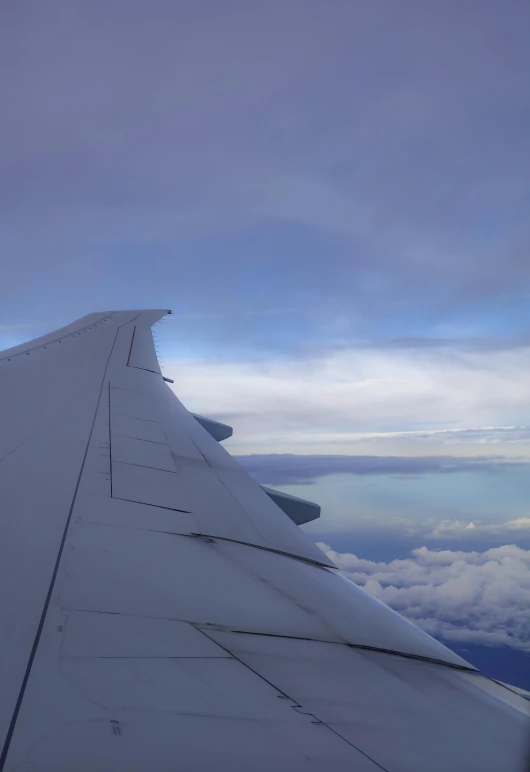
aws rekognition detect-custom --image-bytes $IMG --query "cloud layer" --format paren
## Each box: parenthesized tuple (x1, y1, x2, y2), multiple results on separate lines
(427, 517, 530, 540)
(236, 453, 527, 485)
(168, 341, 530, 453)
(1, 1, 530, 342)
(319, 542, 530, 652)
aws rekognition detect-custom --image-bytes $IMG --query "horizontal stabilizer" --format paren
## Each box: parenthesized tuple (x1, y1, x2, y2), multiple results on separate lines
(260, 485, 321, 526)
(191, 413, 233, 442)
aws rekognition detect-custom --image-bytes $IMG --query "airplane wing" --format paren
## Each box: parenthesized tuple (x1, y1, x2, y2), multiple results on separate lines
(0, 309, 527, 771)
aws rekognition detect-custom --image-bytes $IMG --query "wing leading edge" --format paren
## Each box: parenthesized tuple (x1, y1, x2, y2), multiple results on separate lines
(0, 310, 527, 771)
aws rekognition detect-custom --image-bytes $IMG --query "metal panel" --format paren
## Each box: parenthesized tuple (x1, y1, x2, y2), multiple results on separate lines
(111, 435, 177, 473)
(111, 413, 167, 444)
(0, 390, 103, 748)
(207, 631, 530, 772)
(13, 717, 378, 772)
(58, 657, 283, 715)
(111, 461, 191, 511)
(213, 539, 471, 667)
(59, 523, 339, 640)
(171, 458, 265, 544)
(213, 465, 332, 566)
(110, 387, 160, 422)
(127, 325, 161, 374)
(74, 494, 199, 534)
(111, 387, 203, 462)
(7, 613, 379, 772)
(0, 310, 169, 759)
(62, 612, 229, 658)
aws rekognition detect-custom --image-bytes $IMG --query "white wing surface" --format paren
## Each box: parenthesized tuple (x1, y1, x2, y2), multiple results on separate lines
(0, 310, 528, 771)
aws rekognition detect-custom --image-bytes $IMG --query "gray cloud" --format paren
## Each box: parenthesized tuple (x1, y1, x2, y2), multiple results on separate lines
(1, 0, 529, 337)
(319, 542, 530, 652)
(235, 453, 529, 485)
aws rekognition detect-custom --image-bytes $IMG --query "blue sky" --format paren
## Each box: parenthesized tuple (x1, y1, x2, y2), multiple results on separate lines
(1, 1, 529, 686)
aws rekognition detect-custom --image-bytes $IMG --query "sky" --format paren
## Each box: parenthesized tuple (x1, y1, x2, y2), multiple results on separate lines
(1, 1, 530, 686)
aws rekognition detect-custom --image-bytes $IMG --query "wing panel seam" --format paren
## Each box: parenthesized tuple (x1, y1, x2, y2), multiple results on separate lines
(194, 626, 390, 771)
(111, 496, 191, 514)
(200, 628, 476, 672)
(126, 325, 137, 367)
(190, 532, 333, 569)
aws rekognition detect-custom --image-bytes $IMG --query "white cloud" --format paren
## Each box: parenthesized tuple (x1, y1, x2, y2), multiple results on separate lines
(317, 542, 530, 652)
(166, 343, 530, 454)
(363, 426, 530, 445)
(428, 517, 530, 540)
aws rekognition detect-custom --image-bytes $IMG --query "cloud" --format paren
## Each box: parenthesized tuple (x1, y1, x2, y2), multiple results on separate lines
(318, 542, 530, 652)
(235, 453, 528, 485)
(168, 341, 530, 452)
(357, 426, 530, 445)
(1, 1, 530, 335)
(427, 517, 530, 540)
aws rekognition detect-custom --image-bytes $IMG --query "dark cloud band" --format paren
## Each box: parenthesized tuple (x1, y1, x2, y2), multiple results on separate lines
(235, 453, 529, 485)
